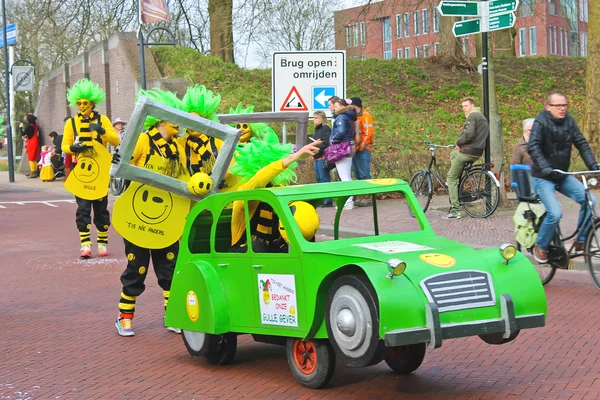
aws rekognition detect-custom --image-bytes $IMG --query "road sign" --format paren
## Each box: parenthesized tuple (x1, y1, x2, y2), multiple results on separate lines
(0, 24, 16, 48)
(488, 0, 518, 16)
(313, 87, 336, 110)
(487, 12, 516, 31)
(453, 18, 481, 37)
(272, 51, 345, 118)
(437, 1, 479, 17)
(12, 66, 34, 92)
(280, 86, 308, 111)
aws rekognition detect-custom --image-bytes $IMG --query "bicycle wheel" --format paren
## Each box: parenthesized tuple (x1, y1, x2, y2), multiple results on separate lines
(584, 219, 600, 291)
(459, 170, 499, 218)
(516, 242, 556, 285)
(408, 170, 432, 216)
(110, 177, 125, 196)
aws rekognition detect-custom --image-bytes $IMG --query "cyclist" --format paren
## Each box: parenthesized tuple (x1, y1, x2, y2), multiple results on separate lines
(527, 93, 600, 263)
(445, 97, 489, 219)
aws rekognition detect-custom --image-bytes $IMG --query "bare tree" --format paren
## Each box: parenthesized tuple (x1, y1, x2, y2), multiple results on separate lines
(209, 0, 235, 62)
(582, 1, 598, 146)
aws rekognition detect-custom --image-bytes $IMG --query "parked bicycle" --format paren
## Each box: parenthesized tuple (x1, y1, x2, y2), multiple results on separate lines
(512, 166, 600, 291)
(409, 141, 500, 218)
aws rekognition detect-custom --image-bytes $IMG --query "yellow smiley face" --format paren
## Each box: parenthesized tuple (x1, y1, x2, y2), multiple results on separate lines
(186, 291, 200, 322)
(188, 172, 213, 196)
(419, 253, 456, 268)
(73, 158, 100, 183)
(132, 185, 174, 225)
(235, 123, 252, 143)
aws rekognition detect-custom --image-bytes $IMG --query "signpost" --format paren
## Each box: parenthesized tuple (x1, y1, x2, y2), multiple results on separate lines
(0, 23, 15, 48)
(438, 0, 519, 169)
(272, 51, 346, 119)
(12, 65, 34, 92)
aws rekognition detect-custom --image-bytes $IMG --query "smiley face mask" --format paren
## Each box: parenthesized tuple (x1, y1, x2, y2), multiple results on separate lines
(112, 154, 191, 249)
(64, 140, 111, 200)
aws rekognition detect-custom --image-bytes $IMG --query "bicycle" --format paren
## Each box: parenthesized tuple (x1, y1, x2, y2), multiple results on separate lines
(409, 141, 500, 218)
(513, 168, 600, 291)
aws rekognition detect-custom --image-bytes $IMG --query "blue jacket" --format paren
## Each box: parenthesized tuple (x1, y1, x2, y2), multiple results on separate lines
(330, 106, 356, 143)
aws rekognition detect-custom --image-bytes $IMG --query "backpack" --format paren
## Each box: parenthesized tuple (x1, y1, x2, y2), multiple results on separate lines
(513, 201, 546, 249)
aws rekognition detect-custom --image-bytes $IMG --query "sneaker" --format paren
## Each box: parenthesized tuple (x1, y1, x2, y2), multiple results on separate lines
(98, 243, 108, 257)
(342, 202, 354, 211)
(574, 242, 584, 253)
(444, 210, 462, 219)
(80, 245, 92, 259)
(164, 317, 181, 334)
(533, 245, 549, 264)
(116, 317, 135, 337)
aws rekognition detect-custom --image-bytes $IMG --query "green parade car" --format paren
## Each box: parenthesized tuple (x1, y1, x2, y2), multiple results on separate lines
(165, 178, 547, 388)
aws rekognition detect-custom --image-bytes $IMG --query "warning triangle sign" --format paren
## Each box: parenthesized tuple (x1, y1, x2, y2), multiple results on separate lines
(280, 86, 308, 111)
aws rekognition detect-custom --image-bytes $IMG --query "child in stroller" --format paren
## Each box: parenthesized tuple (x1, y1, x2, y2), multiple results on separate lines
(51, 152, 65, 179)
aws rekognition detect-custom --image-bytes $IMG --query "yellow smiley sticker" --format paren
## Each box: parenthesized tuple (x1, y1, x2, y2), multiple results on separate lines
(419, 253, 456, 268)
(366, 178, 398, 185)
(186, 291, 200, 322)
(112, 154, 192, 249)
(64, 140, 111, 200)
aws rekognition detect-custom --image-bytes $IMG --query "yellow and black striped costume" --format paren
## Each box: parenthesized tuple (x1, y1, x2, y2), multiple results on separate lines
(181, 133, 222, 175)
(62, 112, 120, 247)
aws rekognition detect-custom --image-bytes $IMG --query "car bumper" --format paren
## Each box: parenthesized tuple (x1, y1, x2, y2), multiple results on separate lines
(384, 294, 545, 348)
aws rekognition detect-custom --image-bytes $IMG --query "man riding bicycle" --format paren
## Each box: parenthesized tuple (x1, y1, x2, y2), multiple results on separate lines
(527, 93, 600, 264)
(445, 97, 489, 219)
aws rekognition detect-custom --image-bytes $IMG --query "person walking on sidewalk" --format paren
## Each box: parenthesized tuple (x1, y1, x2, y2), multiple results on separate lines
(350, 96, 374, 207)
(20, 114, 40, 178)
(311, 111, 333, 207)
(527, 93, 599, 264)
(445, 97, 489, 219)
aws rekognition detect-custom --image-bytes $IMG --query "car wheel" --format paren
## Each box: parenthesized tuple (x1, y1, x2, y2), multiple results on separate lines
(326, 275, 384, 367)
(182, 331, 237, 365)
(479, 330, 520, 345)
(286, 338, 335, 389)
(383, 343, 426, 374)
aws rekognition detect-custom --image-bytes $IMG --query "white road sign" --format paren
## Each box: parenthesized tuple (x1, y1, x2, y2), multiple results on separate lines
(272, 51, 346, 118)
(13, 66, 34, 92)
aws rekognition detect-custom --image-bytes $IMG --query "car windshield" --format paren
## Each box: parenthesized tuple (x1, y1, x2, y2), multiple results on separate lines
(286, 191, 423, 243)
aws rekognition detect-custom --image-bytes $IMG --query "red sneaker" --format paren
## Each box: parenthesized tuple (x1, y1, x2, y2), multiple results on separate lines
(98, 244, 108, 257)
(80, 245, 92, 259)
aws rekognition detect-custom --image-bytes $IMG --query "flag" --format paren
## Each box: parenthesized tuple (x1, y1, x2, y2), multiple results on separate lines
(139, 0, 170, 24)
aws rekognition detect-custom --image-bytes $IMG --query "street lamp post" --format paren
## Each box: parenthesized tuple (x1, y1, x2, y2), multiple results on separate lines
(138, 27, 176, 90)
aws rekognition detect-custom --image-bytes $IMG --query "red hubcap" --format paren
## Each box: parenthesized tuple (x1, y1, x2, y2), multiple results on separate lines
(293, 339, 317, 374)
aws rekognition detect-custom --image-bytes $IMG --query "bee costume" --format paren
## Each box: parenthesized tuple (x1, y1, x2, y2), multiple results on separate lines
(113, 88, 191, 337)
(61, 78, 120, 258)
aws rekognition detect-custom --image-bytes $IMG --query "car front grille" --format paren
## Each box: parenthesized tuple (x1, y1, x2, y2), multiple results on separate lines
(420, 270, 496, 312)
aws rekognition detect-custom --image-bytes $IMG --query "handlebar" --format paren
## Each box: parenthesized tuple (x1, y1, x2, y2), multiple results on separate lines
(424, 141, 454, 149)
(552, 169, 600, 175)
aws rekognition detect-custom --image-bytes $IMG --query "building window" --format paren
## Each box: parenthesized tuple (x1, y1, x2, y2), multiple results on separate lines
(383, 17, 392, 60)
(423, 9, 429, 34)
(403, 13, 410, 37)
(559, 28, 564, 56)
(345, 26, 352, 48)
(414, 11, 420, 35)
(360, 21, 366, 45)
(529, 26, 537, 55)
(462, 38, 469, 54)
(361, 55, 366, 60)
(518, 0, 535, 17)
(548, 0, 557, 15)
(405, 47, 411, 59)
(353, 23, 359, 47)
(396, 14, 402, 38)
(415, 45, 421, 58)
(433, 9, 439, 32)
(518, 28, 526, 56)
(553, 26, 558, 55)
(579, 0, 588, 22)
(434, 42, 440, 55)
(580, 32, 587, 56)
(423, 44, 429, 57)
(397, 48, 403, 58)
(564, 29, 569, 56)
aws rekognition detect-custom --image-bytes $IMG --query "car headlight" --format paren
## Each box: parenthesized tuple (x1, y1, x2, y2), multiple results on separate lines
(500, 243, 517, 262)
(387, 258, 406, 278)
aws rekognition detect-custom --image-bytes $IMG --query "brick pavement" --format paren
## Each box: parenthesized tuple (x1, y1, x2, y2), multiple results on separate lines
(1, 175, 600, 399)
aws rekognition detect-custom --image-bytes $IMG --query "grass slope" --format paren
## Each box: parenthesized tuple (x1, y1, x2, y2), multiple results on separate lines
(153, 47, 587, 181)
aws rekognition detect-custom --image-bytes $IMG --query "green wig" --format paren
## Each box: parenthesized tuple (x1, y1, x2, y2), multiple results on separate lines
(182, 85, 221, 122)
(137, 88, 186, 130)
(66, 78, 105, 106)
(229, 129, 297, 186)
(228, 102, 272, 139)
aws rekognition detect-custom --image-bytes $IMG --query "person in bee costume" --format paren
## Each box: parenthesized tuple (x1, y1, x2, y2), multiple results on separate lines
(112, 88, 190, 337)
(61, 78, 120, 259)
(228, 130, 321, 253)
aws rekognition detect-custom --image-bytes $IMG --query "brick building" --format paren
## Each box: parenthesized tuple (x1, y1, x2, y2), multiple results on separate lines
(334, 0, 589, 60)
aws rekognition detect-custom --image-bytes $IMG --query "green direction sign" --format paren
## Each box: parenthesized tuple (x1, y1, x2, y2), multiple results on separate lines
(489, 0, 519, 16)
(453, 18, 481, 37)
(438, 1, 479, 17)
(488, 12, 516, 31)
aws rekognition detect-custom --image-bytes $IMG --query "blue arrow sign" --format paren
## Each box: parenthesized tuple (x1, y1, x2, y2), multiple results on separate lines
(0, 24, 17, 48)
(313, 86, 336, 110)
